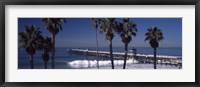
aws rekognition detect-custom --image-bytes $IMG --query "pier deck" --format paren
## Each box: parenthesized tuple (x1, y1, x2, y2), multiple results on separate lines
(69, 49, 182, 68)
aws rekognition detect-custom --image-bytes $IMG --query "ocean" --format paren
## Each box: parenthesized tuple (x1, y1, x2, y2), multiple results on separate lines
(18, 47, 182, 69)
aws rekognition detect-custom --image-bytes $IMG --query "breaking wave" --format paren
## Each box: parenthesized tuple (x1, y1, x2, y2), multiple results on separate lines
(68, 59, 138, 68)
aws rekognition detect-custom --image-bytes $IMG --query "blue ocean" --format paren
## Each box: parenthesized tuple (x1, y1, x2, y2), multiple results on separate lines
(18, 47, 182, 69)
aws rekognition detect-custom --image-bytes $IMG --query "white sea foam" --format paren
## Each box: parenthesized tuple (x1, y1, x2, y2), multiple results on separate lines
(68, 59, 139, 68)
(68, 59, 181, 69)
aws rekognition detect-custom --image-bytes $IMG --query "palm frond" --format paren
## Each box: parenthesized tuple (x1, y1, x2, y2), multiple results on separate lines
(144, 26, 164, 48)
(42, 18, 66, 35)
(19, 25, 43, 55)
(117, 18, 137, 44)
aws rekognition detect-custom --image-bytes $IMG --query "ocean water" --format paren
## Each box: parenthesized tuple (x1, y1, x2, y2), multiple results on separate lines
(18, 47, 182, 69)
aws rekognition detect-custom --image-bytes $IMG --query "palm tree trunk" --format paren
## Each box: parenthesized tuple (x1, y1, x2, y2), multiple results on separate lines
(109, 40, 114, 69)
(44, 61, 47, 69)
(51, 34, 55, 69)
(154, 48, 157, 69)
(29, 55, 34, 69)
(123, 43, 128, 69)
(95, 29, 99, 69)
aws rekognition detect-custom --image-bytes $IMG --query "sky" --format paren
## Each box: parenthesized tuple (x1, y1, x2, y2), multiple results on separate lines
(18, 18, 182, 48)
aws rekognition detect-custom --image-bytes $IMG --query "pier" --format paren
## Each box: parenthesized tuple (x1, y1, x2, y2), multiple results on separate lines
(69, 49, 182, 68)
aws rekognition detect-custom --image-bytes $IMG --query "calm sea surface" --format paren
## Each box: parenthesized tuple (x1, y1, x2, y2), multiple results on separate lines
(18, 47, 182, 69)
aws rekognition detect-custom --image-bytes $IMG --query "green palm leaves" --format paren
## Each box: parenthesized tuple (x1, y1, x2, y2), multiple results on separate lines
(145, 27, 164, 48)
(19, 25, 43, 69)
(19, 18, 165, 69)
(99, 18, 117, 42)
(42, 18, 66, 69)
(145, 27, 164, 69)
(119, 18, 137, 44)
(42, 18, 66, 35)
(99, 18, 118, 69)
(19, 18, 66, 69)
(92, 18, 138, 69)
(117, 18, 137, 69)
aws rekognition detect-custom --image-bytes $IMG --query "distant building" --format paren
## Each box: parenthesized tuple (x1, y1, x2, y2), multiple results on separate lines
(130, 47, 137, 56)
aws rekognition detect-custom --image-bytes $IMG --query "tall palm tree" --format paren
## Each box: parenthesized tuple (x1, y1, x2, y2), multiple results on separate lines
(145, 27, 164, 69)
(41, 37, 52, 69)
(42, 18, 66, 69)
(117, 18, 137, 69)
(91, 18, 100, 69)
(99, 18, 117, 69)
(19, 25, 43, 69)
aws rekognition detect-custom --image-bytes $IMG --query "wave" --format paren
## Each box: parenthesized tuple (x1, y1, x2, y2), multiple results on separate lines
(68, 59, 138, 68)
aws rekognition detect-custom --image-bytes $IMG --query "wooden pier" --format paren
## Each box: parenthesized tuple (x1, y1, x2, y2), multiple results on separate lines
(69, 49, 182, 68)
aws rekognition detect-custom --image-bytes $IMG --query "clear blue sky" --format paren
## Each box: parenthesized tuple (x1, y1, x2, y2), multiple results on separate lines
(18, 18, 182, 48)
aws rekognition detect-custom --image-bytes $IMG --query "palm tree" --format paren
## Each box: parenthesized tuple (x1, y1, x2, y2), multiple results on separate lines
(91, 18, 100, 69)
(41, 37, 52, 69)
(99, 18, 117, 69)
(145, 27, 164, 69)
(19, 25, 43, 69)
(42, 18, 66, 69)
(117, 18, 137, 69)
